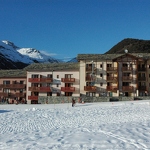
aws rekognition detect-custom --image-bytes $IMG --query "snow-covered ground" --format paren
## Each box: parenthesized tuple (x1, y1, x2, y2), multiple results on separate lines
(0, 100, 150, 150)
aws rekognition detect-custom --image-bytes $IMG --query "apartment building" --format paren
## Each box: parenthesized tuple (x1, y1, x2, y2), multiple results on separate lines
(25, 63, 80, 104)
(0, 70, 26, 103)
(77, 52, 150, 97)
(1, 52, 150, 104)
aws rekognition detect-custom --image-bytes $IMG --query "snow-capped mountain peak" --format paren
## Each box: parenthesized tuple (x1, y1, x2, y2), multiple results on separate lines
(2, 40, 19, 49)
(0, 40, 63, 69)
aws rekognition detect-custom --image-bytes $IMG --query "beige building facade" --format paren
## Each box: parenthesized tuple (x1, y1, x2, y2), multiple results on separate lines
(26, 63, 80, 104)
(77, 52, 150, 98)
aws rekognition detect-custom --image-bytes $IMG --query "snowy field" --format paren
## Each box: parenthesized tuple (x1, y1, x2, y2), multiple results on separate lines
(0, 100, 150, 150)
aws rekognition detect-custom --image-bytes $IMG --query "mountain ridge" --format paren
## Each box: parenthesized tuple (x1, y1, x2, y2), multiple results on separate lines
(105, 38, 150, 54)
(0, 40, 63, 69)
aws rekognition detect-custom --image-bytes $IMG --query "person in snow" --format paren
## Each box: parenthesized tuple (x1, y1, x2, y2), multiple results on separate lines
(72, 98, 76, 107)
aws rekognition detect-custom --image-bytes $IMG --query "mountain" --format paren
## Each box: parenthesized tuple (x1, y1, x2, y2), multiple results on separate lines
(67, 57, 78, 63)
(0, 40, 62, 69)
(105, 38, 150, 54)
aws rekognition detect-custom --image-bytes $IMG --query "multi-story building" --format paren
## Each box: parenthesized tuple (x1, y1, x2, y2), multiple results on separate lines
(77, 51, 150, 97)
(0, 70, 26, 103)
(25, 63, 80, 104)
(1, 52, 150, 104)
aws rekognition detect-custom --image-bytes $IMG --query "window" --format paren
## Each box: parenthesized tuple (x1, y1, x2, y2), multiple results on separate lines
(107, 64, 112, 67)
(57, 93, 60, 96)
(32, 74, 38, 78)
(100, 73, 103, 77)
(47, 74, 53, 78)
(57, 75, 59, 78)
(47, 92, 52, 96)
(100, 64, 103, 68)
(100, 83, 103, 86)
(65, 74, 72, 78)
(123, 64, 128, 67)
(86, 92, 95, 97)
(20, 81, 24, 84)
(3, 81, 10, 85)
(57, 84, 59, 87)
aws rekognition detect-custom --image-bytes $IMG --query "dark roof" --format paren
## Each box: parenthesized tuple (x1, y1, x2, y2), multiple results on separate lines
(0, 70, 26, 78)
(24, 62, 79, 71)
(77, 53, 150, 60)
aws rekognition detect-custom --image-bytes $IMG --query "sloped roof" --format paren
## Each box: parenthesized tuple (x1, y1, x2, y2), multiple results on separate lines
(0, 70, 26, 78)
(24, 62, 79, 71)
(77, 53, 150, 60)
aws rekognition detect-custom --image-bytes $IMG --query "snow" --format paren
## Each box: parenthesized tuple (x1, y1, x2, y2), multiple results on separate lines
(17, 48, 60, 62)
(0, 41, 33, 64)
(0, 100, 150, 150)
(0, 40, 61, 64)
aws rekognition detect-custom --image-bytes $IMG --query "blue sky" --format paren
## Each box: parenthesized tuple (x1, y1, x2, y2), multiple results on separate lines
(1, 0, 150, 61)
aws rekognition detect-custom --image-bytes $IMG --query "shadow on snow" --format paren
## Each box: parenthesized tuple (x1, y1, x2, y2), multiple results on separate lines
(0, 110, 13, 113)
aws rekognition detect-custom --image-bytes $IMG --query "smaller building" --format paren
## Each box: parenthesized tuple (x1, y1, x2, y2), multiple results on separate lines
(0, 70, 26, 104)
(25, 62, 80, 104)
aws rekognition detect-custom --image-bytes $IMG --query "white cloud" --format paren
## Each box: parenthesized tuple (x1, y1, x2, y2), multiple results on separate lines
(40, 50, 57, 56)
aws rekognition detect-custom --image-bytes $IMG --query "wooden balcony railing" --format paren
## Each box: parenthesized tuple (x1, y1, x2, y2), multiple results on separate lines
(28, 78, 53, 83)
(107, 77, 117, 82)
(61, 78, 75, 82)
(85, 76, 96, 81)
(0, 84, 26, 89)
(28, 96, 38, 100)
(84, 86, 97, 92)
(122, 86, 134, 91)
(0, 93, 8, 97)
(15, 93, 26, 97)
(107, 67, 117, 71)
(138, 77, 146, 81)
(0, 92, 25, 98)
(138, 86, 146, 91)
(86, 67, 97, 72)
(107, 86, 118, 91)
(138, 68, 146, 71)
(61, 87, 75, 92)
(28, 87, 51, 92)
(122, 76, 133, 81)
(122, 67, 133, 71)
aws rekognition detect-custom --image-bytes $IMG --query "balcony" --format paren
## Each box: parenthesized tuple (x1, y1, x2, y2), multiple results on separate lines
(86, 67, 97, 72)
(28, 87, 51, 92)
(107, 86, 118, 92)
(85, 76, 96, 81)
(138, 68, 146, 71)
(122, 76, 133, 81)
(122, 86, 134, 91)
(138, 86, 146, 91)
(61, 87, 75, 92)
(0, 84, 26, 89)
(15, 93, 26, 97)
(28, 78, 53, 83)
(84, 86, 97, 92)
(28, 96, 38, 100)
(0, 92, 8, 97)
(107, 67, 117, 72)
(138, 77, 146, 81)
(122, 67, 133, 72)
(61, 78, 75, 82)
(107, 77, 117, 82)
